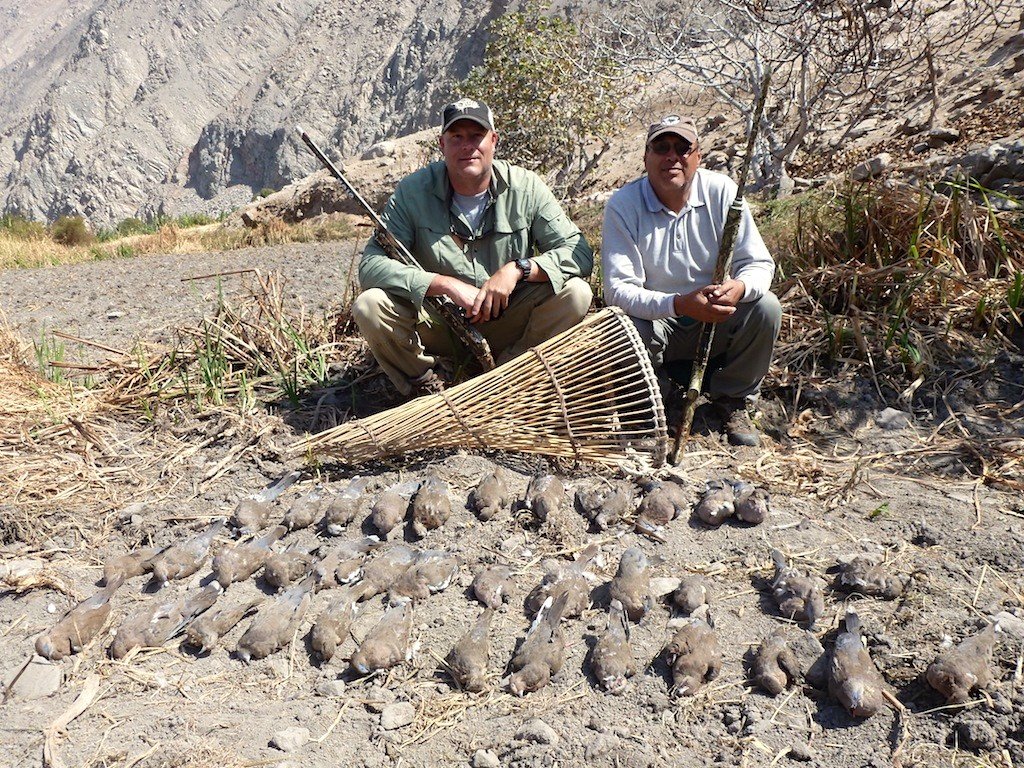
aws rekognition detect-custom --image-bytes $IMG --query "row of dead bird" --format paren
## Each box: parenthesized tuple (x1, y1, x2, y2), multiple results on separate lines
(32, 471, 1002, 716)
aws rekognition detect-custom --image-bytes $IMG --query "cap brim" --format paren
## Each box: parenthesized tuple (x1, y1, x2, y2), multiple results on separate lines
(442, 115, 494, 133)
(647, 126, 698, 145)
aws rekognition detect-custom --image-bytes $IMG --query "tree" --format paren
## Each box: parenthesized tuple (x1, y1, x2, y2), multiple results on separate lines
(461, 2, 628, 196)
(591, 0, 1016, 190)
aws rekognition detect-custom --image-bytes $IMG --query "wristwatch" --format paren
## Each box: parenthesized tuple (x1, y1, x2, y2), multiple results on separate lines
(515, 257, 532, 282)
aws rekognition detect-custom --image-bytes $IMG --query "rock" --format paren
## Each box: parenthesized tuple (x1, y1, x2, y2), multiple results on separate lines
(7, 657, 62, 700)
(992, 610, 1024, 639)
(788, 743, 814, 762)
(927, 127, 960, 148)
(380, 702, 416, 730)
(315, 678, 348, 698)
(875, 407, 912, 430)
(361, 141, 396, 160)
(515, 718, 559, 746)
(471, 749, 500, 768)
(851, 153, 891, 181)
(955, 719, 999, 751)
(270, 726, 310, 753)
(585, 732, 620, 760)
(363, 685, 396, 713)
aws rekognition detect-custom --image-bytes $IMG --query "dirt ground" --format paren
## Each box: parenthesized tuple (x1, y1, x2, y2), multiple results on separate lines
(1, 241, 1023, 768)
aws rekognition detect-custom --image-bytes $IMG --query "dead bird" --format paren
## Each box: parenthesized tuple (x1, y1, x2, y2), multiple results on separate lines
(212, 525, 286, 589)
(150, 519, 226, 587)
(447, 607, 494, 692)
(509, 592, 569, 696)
(282, 488, 325, 532)
(185, 597, 262, 654)
(350, 603, 414, 675)
(472, 565, 513, 609)
(524, 543, 599, 619)
(309, 587, 358, 663)
(693, 479, 735, 527)
(672, 574, 712, 615)
(388, 549, 459, 604)
(752, 628, 802, 695)
(230, 470, 301, 534)
(411, 474, 452, 539)
(102, 546, 162, 587)
(834, 553, 908, 600)
(590, 599, 637, 695)
(353, 544, 419, 600)
(665, 611, 721, 696)
(323, 477, 371, 535)
(369, 480, 420, 537)
(263, 543, 319, 591)
(608, 547, 653, 622)
(470, 470, 510, 522)
(926, 622, 1000, 704)
(236, 576, 315, 662)
(313, 535, 383, 590)
(771, 549, 826, 629)
(523, 474, 565, 523)
(731, 480, 770, 525)
(110, 583, 222, 659)
(36, 577, 123, 660)
(829, 611, 888, 717)
(635, 478, 688, 541)
(583, 483, 633, 531)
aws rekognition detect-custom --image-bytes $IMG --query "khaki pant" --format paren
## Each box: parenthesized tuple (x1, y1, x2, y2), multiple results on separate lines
(353, 278, 593, 395)
(629, 291, 782, 401)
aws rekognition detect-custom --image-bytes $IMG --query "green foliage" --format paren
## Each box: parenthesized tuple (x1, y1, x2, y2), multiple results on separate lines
(51, 216, 94, 246)
(257, 187, 275, 199)
(175, 213, 216, 227)
(33, 329, 66, 383)
(1, 213, 48, 240)
(461, 1, 625, 195)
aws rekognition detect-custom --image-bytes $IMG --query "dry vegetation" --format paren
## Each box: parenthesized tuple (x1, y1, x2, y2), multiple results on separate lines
(0, 215, 354, 271)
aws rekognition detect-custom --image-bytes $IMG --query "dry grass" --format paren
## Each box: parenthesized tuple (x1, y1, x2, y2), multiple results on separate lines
(0, 216, 355, 270)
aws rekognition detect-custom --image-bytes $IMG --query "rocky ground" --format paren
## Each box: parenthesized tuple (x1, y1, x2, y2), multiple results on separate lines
(1, 241, 1023, 768)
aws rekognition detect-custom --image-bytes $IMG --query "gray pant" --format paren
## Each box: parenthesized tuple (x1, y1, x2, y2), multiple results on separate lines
(629, 292, 782, 401)
(352, 278, 593, 395)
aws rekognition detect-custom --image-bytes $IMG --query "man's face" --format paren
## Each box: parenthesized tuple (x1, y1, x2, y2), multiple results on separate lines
(439, 119, 498, 188)
(644, 133, 701, 204)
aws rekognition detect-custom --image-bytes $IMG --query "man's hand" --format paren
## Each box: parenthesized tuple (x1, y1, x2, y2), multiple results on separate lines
(469, 262, 521, 322)
(673, 279, 746, 323)
(427, 274, 481, 316)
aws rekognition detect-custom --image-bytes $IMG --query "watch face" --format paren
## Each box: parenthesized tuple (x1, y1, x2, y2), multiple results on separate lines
(516, 257, 531, 277)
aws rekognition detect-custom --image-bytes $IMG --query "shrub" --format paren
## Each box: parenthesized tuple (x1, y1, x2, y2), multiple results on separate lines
(51, 216, 94, 246)
(0, 213, 47, 240)
(461, 1, 625, 196)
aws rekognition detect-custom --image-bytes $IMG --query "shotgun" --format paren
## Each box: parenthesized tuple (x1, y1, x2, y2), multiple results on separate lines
(670, 72, 772, 464)
(296, 126, 496, 372)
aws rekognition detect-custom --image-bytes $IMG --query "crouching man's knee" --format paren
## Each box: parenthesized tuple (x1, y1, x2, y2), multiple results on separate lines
(750, 291, 782, 341)
(352, 288, 397, 336)
(558, 277, 594, 322)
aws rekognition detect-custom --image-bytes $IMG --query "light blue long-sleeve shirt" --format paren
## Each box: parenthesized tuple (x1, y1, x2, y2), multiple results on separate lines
(602, 169, 775, 321)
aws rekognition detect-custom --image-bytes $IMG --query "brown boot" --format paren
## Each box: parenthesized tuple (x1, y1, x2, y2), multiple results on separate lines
(713, 397, 760, 447)
(408, 368, 446, 398)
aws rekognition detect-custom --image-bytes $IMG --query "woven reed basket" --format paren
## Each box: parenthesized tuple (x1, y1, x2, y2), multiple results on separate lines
(295, 306, 668, 467)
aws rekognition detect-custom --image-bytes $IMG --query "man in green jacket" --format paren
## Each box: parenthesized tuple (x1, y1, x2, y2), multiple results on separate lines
(353, 98, 594, 397)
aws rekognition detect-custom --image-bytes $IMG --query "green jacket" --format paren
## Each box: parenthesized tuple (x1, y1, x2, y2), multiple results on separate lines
(358, 159, 593, 309)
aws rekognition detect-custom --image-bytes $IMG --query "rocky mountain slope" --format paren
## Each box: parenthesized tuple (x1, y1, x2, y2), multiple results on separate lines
(0, 0, 505, 227)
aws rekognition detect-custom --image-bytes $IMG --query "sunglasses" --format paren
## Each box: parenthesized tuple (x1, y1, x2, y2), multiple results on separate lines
(649, 139, 696, 157)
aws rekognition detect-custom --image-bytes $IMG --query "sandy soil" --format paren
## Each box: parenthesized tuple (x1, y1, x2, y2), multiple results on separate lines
(1, 241, 1023, 768)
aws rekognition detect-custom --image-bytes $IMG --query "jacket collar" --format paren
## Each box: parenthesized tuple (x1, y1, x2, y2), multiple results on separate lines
(431, 159, 511, 203)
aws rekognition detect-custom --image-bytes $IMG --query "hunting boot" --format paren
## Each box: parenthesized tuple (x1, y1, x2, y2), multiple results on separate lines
(713, 397, 760, 447)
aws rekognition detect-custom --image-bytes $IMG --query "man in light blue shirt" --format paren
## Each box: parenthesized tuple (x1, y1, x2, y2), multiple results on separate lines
(602, 115, 781, 446)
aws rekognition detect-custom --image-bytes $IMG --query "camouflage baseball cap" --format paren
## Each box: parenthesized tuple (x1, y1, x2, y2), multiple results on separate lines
(442, 98, 495, 133)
